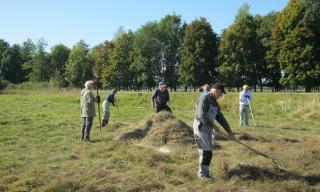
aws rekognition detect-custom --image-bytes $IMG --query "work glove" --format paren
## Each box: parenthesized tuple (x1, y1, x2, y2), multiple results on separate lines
(228, 133, 236, 141)
(96, 95, 100, 103)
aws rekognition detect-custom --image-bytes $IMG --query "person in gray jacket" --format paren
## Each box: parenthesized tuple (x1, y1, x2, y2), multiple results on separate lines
(193, 83, 236, 179)
(80, 80, 100, 141)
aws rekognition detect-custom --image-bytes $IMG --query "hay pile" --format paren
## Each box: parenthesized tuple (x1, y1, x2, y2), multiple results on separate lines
(119, 111, 194, 146)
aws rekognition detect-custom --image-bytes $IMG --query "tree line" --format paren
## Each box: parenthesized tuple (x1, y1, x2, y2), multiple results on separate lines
(0, 0, 319, 92)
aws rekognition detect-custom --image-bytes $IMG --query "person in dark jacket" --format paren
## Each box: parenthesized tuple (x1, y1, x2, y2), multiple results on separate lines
(193, 83, 236, 179)
(151, 82, 172, 113)
(101, 89, 117, 127)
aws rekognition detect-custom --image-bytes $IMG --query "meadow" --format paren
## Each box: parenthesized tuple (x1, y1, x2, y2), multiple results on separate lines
(0, 88, 319, 191)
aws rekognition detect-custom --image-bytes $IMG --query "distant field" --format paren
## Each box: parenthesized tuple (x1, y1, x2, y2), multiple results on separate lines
(0, 89, 319, 191)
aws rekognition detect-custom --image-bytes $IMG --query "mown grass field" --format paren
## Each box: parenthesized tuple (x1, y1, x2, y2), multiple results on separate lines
(0, 89, 319, 192)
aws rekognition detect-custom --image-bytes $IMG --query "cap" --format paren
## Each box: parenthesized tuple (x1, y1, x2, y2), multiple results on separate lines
(159, 81, 166, 86)
(212, 83, 227, 94)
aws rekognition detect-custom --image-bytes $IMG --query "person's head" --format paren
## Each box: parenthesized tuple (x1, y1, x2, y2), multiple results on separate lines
(159, 82, 166, 91)
(210, 83, 227, 99)
(200, 84, 210, 93)
(243, 85, 250, 92)
(112, 88, 118, 94)
(84, 80, 95, 90)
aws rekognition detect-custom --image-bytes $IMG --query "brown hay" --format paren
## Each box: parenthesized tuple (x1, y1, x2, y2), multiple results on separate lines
(119, 111, 194, 146)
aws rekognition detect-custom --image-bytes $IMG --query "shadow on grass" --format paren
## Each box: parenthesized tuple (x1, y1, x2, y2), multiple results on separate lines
(219, 133, 299, 144)
(280, 127, 308, 131)
(225, 164, 320, 186)
(119, 127, 150, 140)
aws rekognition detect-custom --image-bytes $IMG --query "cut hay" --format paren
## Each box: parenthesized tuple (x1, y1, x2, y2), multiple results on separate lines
(119, 111, 194, 146)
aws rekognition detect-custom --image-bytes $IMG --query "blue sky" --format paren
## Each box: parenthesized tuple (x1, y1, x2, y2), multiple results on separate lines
(0, 0, 288, 49)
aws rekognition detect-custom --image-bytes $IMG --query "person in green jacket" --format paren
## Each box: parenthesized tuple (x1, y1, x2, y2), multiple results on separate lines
(80, 80, 100, 141)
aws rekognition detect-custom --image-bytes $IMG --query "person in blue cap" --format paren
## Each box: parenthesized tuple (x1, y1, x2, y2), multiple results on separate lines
(151, 82, 172, 113)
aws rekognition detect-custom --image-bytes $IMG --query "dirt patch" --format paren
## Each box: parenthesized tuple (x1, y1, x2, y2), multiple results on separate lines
(107, 122, 127, 131)
(68, 155, 80, 160)
(283, 138, 299, 143)
(119, 111, 194, 146)
(311, 150, 320, 160)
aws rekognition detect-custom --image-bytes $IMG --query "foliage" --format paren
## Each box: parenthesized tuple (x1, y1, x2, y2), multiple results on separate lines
(218, 4, 263, 91)
(91, 40, 114, 81)
(179, 17, 218, 89)
(49, 44, 71, 87)
(0, 44, 25, 83)
(270, 0, 320, 92)
(22, 39, 51, 82)
(157, 14, 184, 90)
(103, 32, 135, 90)
(132, 22, 161, 90)
(65, 40, 93, 87)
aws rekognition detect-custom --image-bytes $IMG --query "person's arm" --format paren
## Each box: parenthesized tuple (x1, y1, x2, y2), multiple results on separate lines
(199, 95, 214, 128)
(110, 94, 115, 106)
(87, 91, 96, 103)
(212, 124, 221, 133)
(239, 92, 245, 103)
(151, 89, 157, 108)
(215, 109, 235, 140)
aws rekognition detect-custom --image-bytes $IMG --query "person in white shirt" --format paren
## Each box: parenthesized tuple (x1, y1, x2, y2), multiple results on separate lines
(239, 85, 253, 127)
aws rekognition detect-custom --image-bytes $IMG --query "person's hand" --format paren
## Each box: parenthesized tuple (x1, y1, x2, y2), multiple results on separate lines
(96, 95, 100, 103)
(212, 124, 221, 134)
(198, 122, 203, 130)
(228, 133, 236, 141)
(167, 101, 170, 106)
(244, 95, 250, 99)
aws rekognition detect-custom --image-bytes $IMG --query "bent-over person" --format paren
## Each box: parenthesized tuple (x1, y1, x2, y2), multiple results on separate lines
(151, 82, 172, 113)
(101, 89, 117, 127)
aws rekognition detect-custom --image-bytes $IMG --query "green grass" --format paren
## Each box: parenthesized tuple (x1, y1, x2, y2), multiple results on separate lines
(0, 89, 319, 191)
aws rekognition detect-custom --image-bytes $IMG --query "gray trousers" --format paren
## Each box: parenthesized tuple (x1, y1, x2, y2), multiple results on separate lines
(81, 117, 93, 140)
(193, 119, 215, 178)
(102, 101, 110, 127)
(240, 105, 250, 127)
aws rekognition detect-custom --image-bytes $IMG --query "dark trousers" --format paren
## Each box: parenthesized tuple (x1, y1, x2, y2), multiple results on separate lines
(81, 117, 93, 140)
(155, 105, 172, 113)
